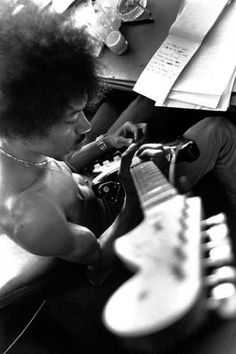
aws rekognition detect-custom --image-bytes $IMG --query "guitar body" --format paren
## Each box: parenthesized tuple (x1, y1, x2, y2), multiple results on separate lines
(103, 195, 202, 337)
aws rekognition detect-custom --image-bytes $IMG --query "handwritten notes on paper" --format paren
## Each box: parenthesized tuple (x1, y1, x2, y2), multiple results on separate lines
(147, 40, 192, 80)
(133, 0, 230, 106)
(134, 35, 199, 103)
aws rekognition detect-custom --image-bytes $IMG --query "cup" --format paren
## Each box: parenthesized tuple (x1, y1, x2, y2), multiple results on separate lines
(97, 0, 121, 30)
(105, 30, 128, 55)
(93, 2, 114, 43)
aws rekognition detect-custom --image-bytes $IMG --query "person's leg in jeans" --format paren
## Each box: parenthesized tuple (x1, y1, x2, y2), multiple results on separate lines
(176, 116, 236, 214)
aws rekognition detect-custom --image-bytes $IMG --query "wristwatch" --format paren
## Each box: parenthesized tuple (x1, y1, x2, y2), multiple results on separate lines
(95, 134, 108, 152)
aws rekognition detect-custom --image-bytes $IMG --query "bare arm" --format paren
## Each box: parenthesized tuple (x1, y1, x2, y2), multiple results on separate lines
(66, 122, 145, 172)
(12, 187, 140, 270)
(66, 141, 109, 172)
(12, 193, 102, 266)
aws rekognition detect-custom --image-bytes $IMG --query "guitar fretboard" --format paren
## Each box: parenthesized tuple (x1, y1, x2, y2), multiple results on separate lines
(130, 158, 177, 210)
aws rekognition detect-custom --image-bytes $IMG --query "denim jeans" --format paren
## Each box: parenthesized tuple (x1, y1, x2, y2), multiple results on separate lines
(176, 116, 236, 213)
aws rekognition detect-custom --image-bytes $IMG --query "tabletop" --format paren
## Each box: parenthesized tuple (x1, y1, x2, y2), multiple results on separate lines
(98, 0, 236, 108)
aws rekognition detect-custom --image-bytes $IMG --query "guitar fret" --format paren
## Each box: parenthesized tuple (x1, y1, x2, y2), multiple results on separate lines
(142, 184, 173, 202)
(142, 189, 177, 209)
(130, 160, 177, 210)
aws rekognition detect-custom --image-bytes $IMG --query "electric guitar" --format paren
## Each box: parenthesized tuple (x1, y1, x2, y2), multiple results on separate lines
(102, 156, 236, 345)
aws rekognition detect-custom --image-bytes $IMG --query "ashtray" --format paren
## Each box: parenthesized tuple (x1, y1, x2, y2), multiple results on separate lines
(116, 0, 148, 22)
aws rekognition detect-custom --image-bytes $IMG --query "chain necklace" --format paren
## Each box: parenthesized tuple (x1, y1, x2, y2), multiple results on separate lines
(0, 146, 48, 167)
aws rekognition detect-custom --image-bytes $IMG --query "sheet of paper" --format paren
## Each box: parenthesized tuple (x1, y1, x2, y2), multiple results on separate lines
(134, 36, 199, 103)
(233, 79, 236, 93)
(159, 67, 236, 111)
(168, 90, 221, 108)
(216, 68, 236, 111)
(134, 0, 230, 104)
(171, 0, 236, 97)
(169, 0, 231, 43)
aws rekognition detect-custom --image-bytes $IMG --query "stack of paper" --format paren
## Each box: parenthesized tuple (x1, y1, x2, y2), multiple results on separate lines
(134, 0, 236, 111)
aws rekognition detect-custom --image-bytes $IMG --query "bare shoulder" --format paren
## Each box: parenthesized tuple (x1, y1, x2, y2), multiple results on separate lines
(8, 190, 77, 256)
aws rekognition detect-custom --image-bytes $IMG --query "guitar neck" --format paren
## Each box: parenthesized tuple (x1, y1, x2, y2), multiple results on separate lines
(130, 158, 177, 211)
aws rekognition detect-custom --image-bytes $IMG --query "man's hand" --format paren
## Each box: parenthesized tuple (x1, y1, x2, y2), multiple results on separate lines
(118, 142, 167, 193)
(118, 143, 137, 192)
(136, 143, 165, 160)
(104, 121, 147, 150)
(136, 143, 169, 178)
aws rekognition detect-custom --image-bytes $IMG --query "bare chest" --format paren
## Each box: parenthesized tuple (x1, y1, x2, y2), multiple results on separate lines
(37, 168, 99, 226)
(0, 165, 101, 236)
